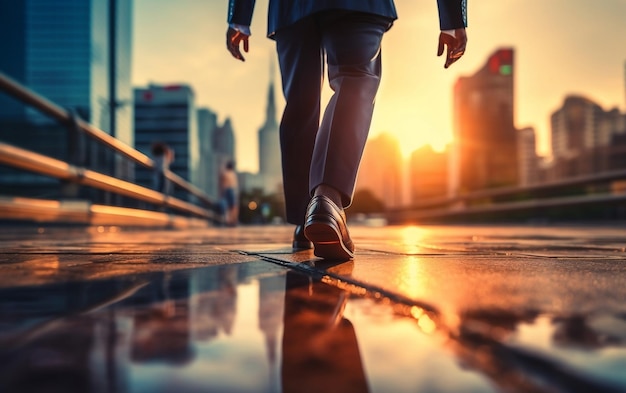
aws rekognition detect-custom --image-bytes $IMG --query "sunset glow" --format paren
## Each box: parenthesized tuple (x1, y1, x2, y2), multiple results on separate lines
(376, 121, 453, 158)
(133, 0, 626, 173)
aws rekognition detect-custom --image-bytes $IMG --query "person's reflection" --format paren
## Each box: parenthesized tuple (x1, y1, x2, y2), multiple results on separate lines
(281, 262, 369, 393)
(130, 272, 193, 365)
(192, 265, 238, 341)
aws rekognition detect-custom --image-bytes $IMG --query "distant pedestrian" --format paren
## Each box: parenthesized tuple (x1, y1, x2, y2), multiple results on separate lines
(219, 160, 239, 226)
(151, 142, 174, 195)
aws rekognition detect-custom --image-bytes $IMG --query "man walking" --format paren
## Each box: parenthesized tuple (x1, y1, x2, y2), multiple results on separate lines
(226, 0, 467, 260)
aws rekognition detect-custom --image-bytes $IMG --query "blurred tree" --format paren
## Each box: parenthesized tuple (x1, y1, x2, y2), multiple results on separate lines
(347, 189, 385, 218)
(238, 188, 286, 224)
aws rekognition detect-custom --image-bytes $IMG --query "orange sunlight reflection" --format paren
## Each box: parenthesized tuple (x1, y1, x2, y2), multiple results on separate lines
(410, 306, 437, 334)
(24, 255, 60, 277)
(399, 225, 430, 254)
(392, 256, 426, 301)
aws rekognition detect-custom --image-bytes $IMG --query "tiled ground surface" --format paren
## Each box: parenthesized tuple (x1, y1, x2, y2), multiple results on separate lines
(1, 223, 625, 392)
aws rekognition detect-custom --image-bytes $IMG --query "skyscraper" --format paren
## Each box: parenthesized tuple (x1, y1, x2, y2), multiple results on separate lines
(451, 48, 518, 194)
(550, 95, 626, 178)
(134, 84, 198, 200)
(213, 118, 236, 169)
(556, 97, 602, 153)
(410, 145, 449, 202)
(517, 127, 538, 186)
(257, 71, 282, 194)
(0, 0, 133, 198)
(0, 0, 132, 143)
(357, 132, 404, 208)
(197, 108, 219, 199)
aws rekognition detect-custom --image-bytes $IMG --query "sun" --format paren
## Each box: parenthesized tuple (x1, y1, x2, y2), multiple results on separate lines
(371, 101, 455, 158)
(374, 125, 453, 159)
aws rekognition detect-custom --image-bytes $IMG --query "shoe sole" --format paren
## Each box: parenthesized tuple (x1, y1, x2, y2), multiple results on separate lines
(304, 220, 354, 261)
(292, 240, 313, 250)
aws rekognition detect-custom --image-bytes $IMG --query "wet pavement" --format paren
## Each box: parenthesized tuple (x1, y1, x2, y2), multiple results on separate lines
(0, 223, 625, 393)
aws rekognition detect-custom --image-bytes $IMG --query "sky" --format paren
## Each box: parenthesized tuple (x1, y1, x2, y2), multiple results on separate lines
(132, 0, 626, 173)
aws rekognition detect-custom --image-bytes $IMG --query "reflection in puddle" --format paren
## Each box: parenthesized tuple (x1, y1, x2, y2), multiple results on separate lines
(454, 309, 626, 393)
(1, 261, 625, 393)
(512, 314, 626, 389)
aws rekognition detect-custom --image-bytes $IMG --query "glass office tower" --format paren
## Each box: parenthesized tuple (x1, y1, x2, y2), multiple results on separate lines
(0, 0, 133, 197)
(451, 48, 519, 194)
(134, 84, 198, 201)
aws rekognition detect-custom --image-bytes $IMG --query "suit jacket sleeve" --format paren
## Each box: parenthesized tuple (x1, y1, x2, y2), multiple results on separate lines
(228, 0, 256, 26)
(436, 0, 467, 30)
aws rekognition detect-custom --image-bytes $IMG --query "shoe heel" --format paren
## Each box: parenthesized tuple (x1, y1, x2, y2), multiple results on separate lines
(305, 221, 353, 261)
(304, 221, 340, 244)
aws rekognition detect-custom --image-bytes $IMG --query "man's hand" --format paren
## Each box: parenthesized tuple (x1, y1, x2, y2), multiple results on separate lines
(226, 27, 249, 62)
(437, 28, 467, 69)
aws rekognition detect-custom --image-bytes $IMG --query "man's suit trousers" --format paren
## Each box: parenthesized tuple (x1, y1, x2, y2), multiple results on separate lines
(275, 11, 390, 225)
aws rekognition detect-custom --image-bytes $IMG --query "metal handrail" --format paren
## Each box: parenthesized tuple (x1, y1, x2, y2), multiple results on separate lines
(0, 196, 211, 228)
(0, 142, 214, 219)
(0, 71, 214, 207)
(455, 169, 626, 201)
(388, 169, 626, 213)
(387, 193, 626, 223)
(385, 167, 626, 223)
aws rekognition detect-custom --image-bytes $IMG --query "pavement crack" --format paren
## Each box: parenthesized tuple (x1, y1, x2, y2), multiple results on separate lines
(253, 252, 440, 317)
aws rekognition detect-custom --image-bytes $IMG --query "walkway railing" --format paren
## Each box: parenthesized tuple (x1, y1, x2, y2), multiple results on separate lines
(386, 169, 626, 223)
(0, 72, 221, 228)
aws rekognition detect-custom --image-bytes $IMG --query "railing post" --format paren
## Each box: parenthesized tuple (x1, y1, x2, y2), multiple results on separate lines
(61, 109, 86, 198)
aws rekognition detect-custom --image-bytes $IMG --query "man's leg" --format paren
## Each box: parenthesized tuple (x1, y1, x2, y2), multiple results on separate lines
(275, 18, 323, 225)
(311, 12, 388, 208)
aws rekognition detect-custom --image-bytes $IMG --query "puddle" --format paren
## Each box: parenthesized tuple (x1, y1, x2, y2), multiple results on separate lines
(509, 314, 626, 388)
(1, 261, 624, 393)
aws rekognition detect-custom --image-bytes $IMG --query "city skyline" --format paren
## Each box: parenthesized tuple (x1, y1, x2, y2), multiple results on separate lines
(132, 0, 626, 173)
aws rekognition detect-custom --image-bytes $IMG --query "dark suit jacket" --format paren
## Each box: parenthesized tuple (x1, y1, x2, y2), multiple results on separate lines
(228, 0, 467, 37)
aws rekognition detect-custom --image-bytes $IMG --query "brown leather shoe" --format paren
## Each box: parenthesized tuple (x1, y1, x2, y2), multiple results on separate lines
(304, 195, 354, 261)
(292, 225, 312, 250)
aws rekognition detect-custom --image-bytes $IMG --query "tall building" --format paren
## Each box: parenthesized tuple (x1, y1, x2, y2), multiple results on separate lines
(451, 48, 518, 194)
(0, 0, 133, 198)
(257, 73, 282, 194)
(517, 127, 538, 186)
(551, 95, 626, 178)
(197, 108, 219, 199)
(134, 84, 198, 200)
(610, 132, 626, 171)
(551, 96, 603, 160)
(0, 0, 132, 142)
(213, 117, 236, 172)
(409, 145, 449, 202)
(357, 132, 404, 208)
